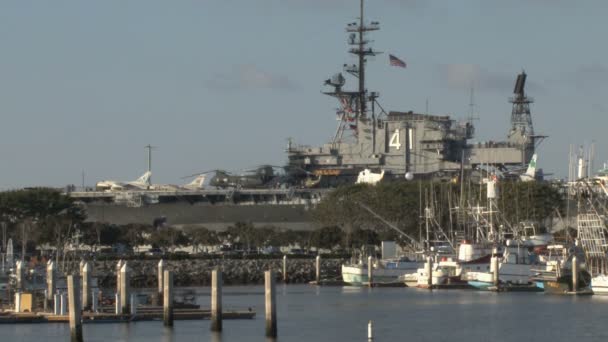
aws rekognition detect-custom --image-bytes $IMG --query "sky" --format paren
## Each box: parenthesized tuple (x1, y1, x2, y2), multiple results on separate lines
(1, 0, 607, 188)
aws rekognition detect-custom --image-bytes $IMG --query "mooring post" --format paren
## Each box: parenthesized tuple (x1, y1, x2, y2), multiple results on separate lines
(115, 293, 120, 315)
(79, 260, 85, 279)
(68, 275, 83, 342)
(425, 256, 433, 289)
(265, 270, 277, 338)
(130, 294, 137, 316)
(15, 260, 24, 291)
(315, 255, 321, 284)
(120, 262, 130, 314)
(60, 292, 67, 316)
(163, 270, 174, 327)
(81, 262, 91, 311)
(116, 260, 123, 296)
(368, 256, 374, 287)
(54, 293, 60, 315)
(211, 269, 222, 332)
(491, 256, 499, 287)
(572, 255, 578, 292)
(368, 320, 374, 341)
(91, 289, 98, 313)
(14, 292, 22, 312)
(46, 260, 56, 310)
(158, 259, 165, 305)
(43, 289, 48, 312)
(282, 255, 288, 283)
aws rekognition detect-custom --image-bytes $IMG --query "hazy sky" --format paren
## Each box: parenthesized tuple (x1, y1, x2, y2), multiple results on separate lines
(1, 0, 607, 188)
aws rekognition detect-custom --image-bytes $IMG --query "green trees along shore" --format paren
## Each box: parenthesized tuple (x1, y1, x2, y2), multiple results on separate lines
(0, 181, 564, 259)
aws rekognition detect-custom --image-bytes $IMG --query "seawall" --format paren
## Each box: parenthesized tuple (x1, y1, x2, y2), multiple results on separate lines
(89, 258, 345, 287)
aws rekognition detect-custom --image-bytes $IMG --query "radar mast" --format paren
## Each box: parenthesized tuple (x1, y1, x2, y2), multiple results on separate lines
(323, 0, 380, 146)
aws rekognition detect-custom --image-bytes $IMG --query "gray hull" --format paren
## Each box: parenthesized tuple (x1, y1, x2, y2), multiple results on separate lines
(84, 202, 316, 230)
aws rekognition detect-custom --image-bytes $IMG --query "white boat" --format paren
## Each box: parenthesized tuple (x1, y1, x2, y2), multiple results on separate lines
(341, 241, 422, 285)
(466, 244, 539, 290)
(341, 258, 421, 285)
(403, 241, 494, 288)
(591, 275, 608, 294)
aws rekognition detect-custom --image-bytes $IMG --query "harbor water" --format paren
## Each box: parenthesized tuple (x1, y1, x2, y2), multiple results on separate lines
(1, 284, 607, 341)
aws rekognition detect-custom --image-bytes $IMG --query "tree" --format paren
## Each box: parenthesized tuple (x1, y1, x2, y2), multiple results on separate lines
(184, 227, 218, 252)
(0, 188, 86, 262)
(310, 226, 343, 251)
(148, 227, 189, 252)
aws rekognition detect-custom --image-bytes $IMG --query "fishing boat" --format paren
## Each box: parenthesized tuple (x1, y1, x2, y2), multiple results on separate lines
(575, 208, 608, 295)
(465, 241, 540, 290)
(342, 241, 422, 285)
(341, 257, 421, 285)
(532, 243, 591, 294)
(403, 241, 493, 289)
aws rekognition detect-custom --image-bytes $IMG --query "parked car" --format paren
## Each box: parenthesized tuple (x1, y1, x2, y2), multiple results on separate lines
(289, 248, 306, 255)
(261, 246, 282, 255)
(146, 248, 164, 257)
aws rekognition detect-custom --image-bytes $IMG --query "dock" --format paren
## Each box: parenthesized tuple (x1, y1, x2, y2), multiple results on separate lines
(0, 307, 255, 324)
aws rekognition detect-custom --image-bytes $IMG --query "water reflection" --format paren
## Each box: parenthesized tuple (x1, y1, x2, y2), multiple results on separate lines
(161, 327, 175, 342)
(2, 285, 608, 342)
(211, 331, 223, 342)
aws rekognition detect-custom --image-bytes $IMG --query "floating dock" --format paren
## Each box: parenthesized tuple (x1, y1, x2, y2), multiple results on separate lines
(0, 307, 255, 324)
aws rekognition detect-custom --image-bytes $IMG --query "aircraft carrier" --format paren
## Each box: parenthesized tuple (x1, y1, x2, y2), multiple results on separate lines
(69, 188, 327, 230)
(68, 0, 544, 229)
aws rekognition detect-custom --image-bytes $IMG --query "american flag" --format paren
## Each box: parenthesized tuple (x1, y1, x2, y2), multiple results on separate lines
(389, 54, 406, 68)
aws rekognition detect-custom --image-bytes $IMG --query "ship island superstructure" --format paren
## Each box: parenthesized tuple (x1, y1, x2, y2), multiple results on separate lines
(286, 0, 543, 186)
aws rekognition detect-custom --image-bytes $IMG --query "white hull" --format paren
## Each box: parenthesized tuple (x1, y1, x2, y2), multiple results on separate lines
(466, 262, 536, 287)
(591, 275, 608, 295)
(407, 260, 487, 288)
(341, 261, 420, 285)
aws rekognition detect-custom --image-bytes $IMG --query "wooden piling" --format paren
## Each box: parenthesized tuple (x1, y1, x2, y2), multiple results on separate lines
(81, 262, 91, 310)
(15, 260, 24, 291)
(116, 260, 123, 295)
(158, 259, 165, 305)
(315, 255, 321, 283)
(368, 256, 373, 287)
(130, 294, 137, 315)
(91, 289, 98, 313)
(163, 270, 174, 327)
(120, 262, 129, 314)
(67, 275, 83, 342)
(60, 292, 67, 316)
(115, 293, 120, 315)
(54, 293, 60, 315)
(282, 255, 287, 283)
(491, 256, 499, 287)
(46, 261, 56, 310)
(211, 269, 222, 332)
(572, 256, 578, 292)
(14, 292, 21, 312)
(425, 256, 433, 288)
(79, 260, 85, 280)
(265, 270, 277, 338)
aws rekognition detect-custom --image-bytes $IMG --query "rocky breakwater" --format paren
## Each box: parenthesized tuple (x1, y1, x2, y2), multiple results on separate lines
(93, 258, 345, 288)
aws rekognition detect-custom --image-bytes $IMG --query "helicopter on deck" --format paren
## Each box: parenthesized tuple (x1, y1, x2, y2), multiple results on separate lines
(184, 165, 287, 189)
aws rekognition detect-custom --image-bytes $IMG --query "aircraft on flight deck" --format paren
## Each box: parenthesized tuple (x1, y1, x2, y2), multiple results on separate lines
(96, 171, 152, 191)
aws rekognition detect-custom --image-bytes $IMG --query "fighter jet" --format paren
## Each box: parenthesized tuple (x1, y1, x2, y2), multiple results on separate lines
(96, 171, 152, 191)
(149, 174, 207, 191)
(519, 154, 538, 182)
